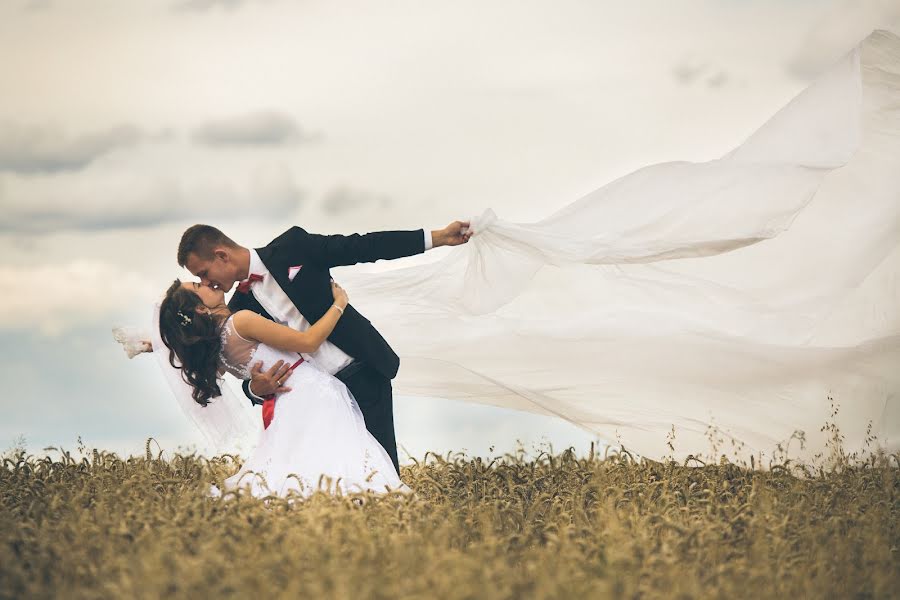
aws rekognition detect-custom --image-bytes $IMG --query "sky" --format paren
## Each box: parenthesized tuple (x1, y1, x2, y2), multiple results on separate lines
(1, 0, 897, 460)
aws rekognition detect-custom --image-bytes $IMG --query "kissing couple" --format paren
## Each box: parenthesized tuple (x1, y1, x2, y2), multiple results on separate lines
(157, 220, 472, 498)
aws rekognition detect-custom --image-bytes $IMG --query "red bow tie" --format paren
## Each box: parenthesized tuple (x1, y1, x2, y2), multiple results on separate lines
(236, 273, 264, 294)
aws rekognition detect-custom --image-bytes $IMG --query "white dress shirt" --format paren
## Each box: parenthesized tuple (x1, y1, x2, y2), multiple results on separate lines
(244, 229, 433, 398)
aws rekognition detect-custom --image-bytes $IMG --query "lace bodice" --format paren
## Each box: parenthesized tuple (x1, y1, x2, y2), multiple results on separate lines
(218, 313, 307, 381)
(218, 315, 260, 380)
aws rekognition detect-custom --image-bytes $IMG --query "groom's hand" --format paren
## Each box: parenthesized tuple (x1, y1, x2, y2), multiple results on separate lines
(431, 220, 473, 248)
(249, 360, 294, 398)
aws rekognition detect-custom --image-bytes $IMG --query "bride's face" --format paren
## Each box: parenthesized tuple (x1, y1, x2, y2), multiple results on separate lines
(181, 281, 225, 310)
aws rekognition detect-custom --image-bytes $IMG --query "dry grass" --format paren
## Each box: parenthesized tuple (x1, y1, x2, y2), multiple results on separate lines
(1, 439, 897, 600)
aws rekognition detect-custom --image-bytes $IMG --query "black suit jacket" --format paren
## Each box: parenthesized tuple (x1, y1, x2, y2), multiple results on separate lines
(227, 226, 426, 399)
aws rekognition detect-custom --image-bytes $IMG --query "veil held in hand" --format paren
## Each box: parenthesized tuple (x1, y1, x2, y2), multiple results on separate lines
(117, 31, 899, 463)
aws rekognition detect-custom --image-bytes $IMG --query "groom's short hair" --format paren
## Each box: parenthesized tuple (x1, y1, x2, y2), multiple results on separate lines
(178, 225, 238, 266)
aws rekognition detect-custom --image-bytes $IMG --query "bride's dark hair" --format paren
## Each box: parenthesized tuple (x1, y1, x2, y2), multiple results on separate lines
(158, 279, 223, 406)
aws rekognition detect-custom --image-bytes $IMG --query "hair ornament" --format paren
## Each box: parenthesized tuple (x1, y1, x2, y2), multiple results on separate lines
(177, 311, 193, 327)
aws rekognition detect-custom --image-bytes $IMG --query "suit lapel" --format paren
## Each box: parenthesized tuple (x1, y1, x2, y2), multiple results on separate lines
(256, 245, 311, 317)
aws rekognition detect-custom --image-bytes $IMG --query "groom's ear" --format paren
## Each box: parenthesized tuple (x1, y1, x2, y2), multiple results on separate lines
(213, 248, 230, 262)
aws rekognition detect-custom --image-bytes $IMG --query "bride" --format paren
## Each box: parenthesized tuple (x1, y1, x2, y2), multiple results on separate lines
(156, 277, 405, 498)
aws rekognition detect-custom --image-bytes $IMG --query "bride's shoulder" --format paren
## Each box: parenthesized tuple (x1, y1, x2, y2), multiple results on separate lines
(229, 310, 261, 341)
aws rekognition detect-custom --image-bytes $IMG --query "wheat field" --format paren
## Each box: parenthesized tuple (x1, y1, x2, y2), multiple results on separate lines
(1, 438, 897, 600)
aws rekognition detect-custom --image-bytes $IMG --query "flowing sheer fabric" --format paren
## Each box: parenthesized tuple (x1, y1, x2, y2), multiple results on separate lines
(148, 306, 259, 455)
(336, 30, 900, 463)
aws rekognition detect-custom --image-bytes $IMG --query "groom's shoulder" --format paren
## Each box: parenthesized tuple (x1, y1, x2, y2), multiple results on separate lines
(265, 226, 310, 248)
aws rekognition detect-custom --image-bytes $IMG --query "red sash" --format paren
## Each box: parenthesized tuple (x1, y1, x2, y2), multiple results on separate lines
(261, 357, 305, 429)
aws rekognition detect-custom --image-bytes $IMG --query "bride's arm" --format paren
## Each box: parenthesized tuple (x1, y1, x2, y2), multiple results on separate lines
(232, 281, 350, 354)
(233, 309, 342, 354)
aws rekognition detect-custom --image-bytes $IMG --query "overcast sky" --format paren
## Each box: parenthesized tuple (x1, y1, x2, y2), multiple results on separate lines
(1, 0, 897, 459)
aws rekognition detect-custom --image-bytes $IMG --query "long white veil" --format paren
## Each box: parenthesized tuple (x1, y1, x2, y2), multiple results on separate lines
(335, 30, 900, 463)
(118, 31, 898, 465)
(114, 307, 260, 456)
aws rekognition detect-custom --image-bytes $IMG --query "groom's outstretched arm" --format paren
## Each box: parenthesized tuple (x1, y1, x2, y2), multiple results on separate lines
(285, 220, 471, 268)
(294, 227, 425, 268)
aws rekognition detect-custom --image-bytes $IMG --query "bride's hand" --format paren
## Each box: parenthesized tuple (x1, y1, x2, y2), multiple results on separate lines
(112, 326, 154, 358)
(331, 280, 349, 309)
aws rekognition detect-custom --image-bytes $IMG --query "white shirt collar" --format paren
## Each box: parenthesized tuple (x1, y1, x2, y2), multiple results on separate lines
(247, 248, 269, 277)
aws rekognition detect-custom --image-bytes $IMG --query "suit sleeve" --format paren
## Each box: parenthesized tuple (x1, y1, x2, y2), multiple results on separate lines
(241, 380, 264, 406)
(285, 226, 427, 268)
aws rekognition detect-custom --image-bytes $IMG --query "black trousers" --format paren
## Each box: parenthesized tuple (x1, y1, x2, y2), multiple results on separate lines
(335, 362, 399, 475)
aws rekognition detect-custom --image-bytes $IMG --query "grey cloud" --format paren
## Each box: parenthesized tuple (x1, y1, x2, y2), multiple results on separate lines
(0, 122, 142, 174)
(21, 0, 52, 11)
(706, 71, 729, 89)
(192, 111, 313, 146)
(672, 62, 707, 85)
(672, 61, 730, 89)
(0, 164, 305, 234)
(172, 0, 249, 11)
(172, 0, 283, 12)
(322, 186, 392, 217)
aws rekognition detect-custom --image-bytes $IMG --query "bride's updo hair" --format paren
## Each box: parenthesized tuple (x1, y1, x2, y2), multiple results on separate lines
(159, 279, 223, 406)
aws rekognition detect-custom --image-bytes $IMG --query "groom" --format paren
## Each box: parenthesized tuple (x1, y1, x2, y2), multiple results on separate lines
(177, 221, 472, 474)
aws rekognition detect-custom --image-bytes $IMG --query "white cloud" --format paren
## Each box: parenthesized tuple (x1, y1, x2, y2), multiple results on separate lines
(0, 122, 141, 174)
(0, 261, 155, 335)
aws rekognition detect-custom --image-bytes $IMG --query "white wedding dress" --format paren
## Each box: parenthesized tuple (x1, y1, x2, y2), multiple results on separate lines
(210, 314, 406, 498)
